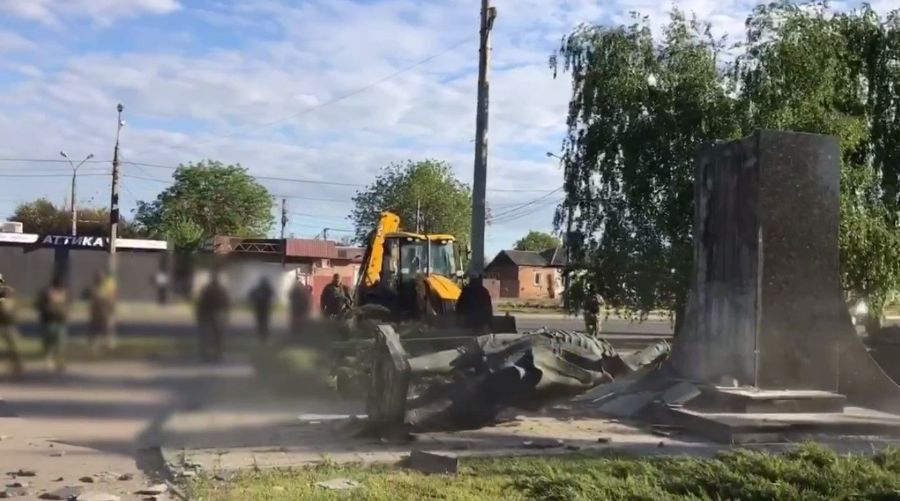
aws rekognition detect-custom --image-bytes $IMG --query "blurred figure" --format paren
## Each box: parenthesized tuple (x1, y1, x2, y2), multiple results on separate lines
(36, 274, 69, 373)
(196, 272, 230, 362)
(582, 286, 604, 337)
(0, 274, 23, 379)
(248, 277, 274, 342)
(320, 273, 350, 319)
(85, 271, 117, 352)
(288, 278, 312, 336)
(154, 270, 169, 305)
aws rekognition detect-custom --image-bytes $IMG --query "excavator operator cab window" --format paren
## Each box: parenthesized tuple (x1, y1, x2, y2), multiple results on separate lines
(399, 238, 426, 280)
(381, 237, 401, 291)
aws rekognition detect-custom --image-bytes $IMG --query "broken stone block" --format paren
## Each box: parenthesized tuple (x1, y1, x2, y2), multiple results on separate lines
(315, 478, 360, 490)
(78, 477, 94, 484)
(76, 492, 121, 501)
(1, 486, 28, 498)
(5, 482, 27, 488)
(10, 469, 35, 478)
(115, 474, 132, 482)
(408, 450, 459, 475)
(662, 382, 701, 406)
(134, 484, 167, 496)
(39, 486, 84, 500)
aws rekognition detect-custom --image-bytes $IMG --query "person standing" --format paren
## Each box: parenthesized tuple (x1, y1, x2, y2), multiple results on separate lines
(36, 274, 69, 373)
(320, 273, 349, 319)
(85, 271, 116, 352)
(0, 274, 23, 378)
(288, 278, 312, 336)
(195, 272, 230, 362)
(154, 270, 169, 305)
(248, 277, 274, 342)
(582, 286, 604, 337)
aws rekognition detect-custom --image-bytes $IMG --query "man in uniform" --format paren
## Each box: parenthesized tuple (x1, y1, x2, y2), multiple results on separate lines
(0, 274, 23, 378)
(248, 277, 274, 342)
(288, 277, 312, 336)
(85, 271, 116, 352)
(320, 273, 349, 319)
(196, 271, 230, 362)
(36, 274, 69, 373)
(582, 286, 604, 337)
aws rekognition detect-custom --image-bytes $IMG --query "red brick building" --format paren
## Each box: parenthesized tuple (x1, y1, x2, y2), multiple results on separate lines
(484, 247, 566, 300)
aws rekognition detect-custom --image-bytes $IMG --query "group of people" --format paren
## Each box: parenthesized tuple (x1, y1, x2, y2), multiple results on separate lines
(193, 272, 352, 362)
(0, 271, 117, 377)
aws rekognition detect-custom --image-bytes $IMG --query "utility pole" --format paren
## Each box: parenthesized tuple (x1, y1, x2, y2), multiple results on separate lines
(416, 199, 421, 233)
(548, 151, 574, 307)
(109, 103, 124, 276)
(60, 151, 94, 236)
(468, 0, 496, 279)
(280, 198, 287, 267)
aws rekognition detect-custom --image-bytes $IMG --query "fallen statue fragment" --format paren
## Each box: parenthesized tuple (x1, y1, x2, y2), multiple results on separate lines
(365, 325, 670, 433)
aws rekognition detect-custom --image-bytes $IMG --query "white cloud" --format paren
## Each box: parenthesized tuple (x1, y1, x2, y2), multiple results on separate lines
(0, 0, 181, 26)
(0, 0, 883, 250)
(0, 30, 36, 53)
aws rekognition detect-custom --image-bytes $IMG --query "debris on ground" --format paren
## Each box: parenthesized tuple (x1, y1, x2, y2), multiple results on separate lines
(1, 486, 28, 498)
(39, 486, 84, 500)
(315, 478, 361, 490)
(9, 469, 36, 478)
(78, 477, 94, 484)
(76, 492, 121, 501)
(115, 474, 132, 482)
(522, 439, 564, 450)
(597, 437, 611, 443)
(407, 450, 458, 475)
(134, 484, 167, 496)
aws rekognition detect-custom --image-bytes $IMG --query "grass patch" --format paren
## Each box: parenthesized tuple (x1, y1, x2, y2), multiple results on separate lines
(186, 444, 900, 501)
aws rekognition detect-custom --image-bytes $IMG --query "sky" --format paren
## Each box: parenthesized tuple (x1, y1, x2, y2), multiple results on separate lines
(0, 0, 891, 256)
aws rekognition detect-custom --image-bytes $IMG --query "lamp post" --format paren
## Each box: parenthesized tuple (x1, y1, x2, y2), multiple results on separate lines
(59, 151, 95, 236)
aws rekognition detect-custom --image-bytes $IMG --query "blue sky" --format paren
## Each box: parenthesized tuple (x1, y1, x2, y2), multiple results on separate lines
(0, 0, 891, 255)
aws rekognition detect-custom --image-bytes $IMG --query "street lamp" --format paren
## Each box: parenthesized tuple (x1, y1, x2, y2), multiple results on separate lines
(60, 150, 95, 236)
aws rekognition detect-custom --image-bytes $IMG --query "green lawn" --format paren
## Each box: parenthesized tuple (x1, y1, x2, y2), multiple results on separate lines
(186, 444, 900, 501)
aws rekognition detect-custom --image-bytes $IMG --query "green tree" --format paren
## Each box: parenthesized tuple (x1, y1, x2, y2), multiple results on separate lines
(10, 198, 142, 237)
(551, 11, 741, 326)
(552, 3, 900, 332)
(350, 160, 473, 244)
(514, 231, 560, 251)
(135, 160, 273, 250)
(734, 2, 900, 331)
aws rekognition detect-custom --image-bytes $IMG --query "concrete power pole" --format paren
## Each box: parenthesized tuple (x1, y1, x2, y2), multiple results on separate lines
(109, 103, 124, 276)
(468, 0, 496, 279)
(280, 198, 287, 267)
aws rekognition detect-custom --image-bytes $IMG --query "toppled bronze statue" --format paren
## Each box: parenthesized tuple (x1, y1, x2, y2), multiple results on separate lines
(366, 325, 670, 433)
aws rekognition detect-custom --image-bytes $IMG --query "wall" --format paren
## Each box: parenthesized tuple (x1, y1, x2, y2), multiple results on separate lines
(515, 266, 558, 300)
(0, 246, 162, 301)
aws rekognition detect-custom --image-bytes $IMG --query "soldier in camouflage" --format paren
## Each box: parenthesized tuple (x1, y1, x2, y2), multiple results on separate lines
(0, 273, 23, 378)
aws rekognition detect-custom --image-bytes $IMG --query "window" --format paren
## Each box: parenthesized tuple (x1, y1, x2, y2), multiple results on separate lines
(534, 272, 542, 286)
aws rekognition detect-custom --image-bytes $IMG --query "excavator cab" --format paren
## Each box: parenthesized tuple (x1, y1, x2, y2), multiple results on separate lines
(380, 233, 461, 318)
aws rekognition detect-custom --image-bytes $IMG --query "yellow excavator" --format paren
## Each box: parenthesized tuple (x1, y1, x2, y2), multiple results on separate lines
(353, 211, 516, 333)
(354, 211, 465, 323)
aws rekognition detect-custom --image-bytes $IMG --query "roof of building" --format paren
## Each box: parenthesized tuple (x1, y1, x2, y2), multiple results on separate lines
(486, 246, 568, 269)
(285, 238, 338, 259)
(336, 246, 365, 263)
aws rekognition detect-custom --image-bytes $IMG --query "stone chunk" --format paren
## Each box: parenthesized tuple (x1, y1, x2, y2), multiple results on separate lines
(408, 450, 459, 475)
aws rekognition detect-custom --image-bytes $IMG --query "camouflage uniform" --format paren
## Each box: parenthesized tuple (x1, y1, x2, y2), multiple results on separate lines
(196, 276, 230, 362)
(0, 274, 23, 378)
(583, 293, 603, 337)
(288, 281, 312, 336)
(37, 278, 69, 373)
(321, 276, 350, 319)
(86, 273, 117, 351)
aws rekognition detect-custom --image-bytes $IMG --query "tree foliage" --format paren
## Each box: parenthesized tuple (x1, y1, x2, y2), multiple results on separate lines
(514, 231, 560, 252)
(10, 198, 142, 237)
(553, 3, 900, 326)
(350, 159, 473, 244)
(134, 160, 273, 250)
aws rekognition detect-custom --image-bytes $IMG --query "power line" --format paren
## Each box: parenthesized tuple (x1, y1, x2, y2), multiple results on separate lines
(489, 187, 563, 219)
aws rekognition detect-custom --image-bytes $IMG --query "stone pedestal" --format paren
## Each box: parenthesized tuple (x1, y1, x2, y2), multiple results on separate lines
(670, 130, 900, 412)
